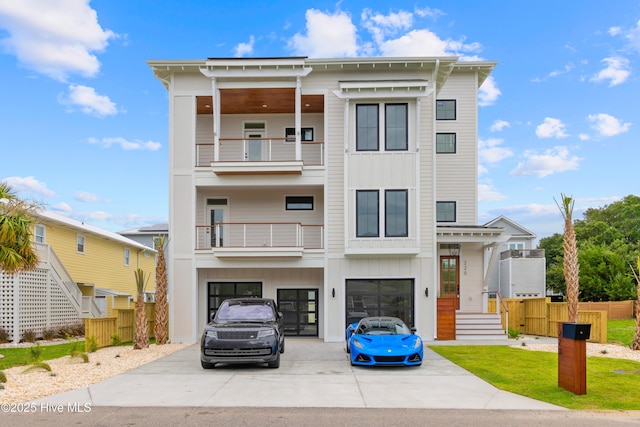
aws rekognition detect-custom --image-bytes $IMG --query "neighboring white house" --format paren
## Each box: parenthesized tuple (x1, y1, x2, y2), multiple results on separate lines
(148, 56, 509, 343)
(483, 216, 546, 299)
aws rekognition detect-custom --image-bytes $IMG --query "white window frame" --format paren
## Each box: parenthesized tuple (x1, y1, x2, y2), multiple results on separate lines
(34, 224, 46, 243)
(77, 234, 86, 254)
(124, 248, 130, 266)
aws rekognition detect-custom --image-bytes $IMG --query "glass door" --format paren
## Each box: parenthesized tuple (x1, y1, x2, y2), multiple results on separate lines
(207, 199, 228, 248)
(440, 256, 460, 309)
(244, 122, 265, 161)
(277, 289, 318, 337)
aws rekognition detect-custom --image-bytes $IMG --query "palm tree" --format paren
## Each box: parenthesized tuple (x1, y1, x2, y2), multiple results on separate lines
(153, 235, 168, 345)
(0, 183, 39, 274)
(555, 194, 579, 323)
(133, 268, 149, 350)
(630, 257, 640, 351)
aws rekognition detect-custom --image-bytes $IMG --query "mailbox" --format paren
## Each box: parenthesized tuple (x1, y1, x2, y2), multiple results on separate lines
(562, 323, 591, 340)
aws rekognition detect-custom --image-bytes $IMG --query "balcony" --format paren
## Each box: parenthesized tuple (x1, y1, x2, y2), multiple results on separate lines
(500, 249, 545, 260)
(196, 222, 324, 257)
(196, 138, 324, 175)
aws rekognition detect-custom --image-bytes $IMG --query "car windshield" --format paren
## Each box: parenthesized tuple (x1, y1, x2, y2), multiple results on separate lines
(215, 303, 274, 322)
(356, 318, 411, 335)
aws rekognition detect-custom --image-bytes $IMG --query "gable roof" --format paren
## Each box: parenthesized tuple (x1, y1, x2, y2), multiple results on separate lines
(118, 223, 168, 235)
(35, 210, 156, 253)
(483, 215, 536, 239)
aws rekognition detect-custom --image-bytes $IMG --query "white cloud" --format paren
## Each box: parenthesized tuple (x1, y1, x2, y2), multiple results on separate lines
(59, 85, 117, 117)
(578, 133, 590, 141)
(590, 57, 630, 86)
(587, 113, 631, 137)
(608, 26, 622, 36)
(536, 117, 568, 139)
(511, 146, 582, 177)
(234, 35, 255, 57)
(414, 6, 445, 19)
(1, 176, 55, 197)
(74, 191, 99, 203)
(548, 63, 574, 78)
(51, 202, 71, 213)
(361, 9, 413, 46)
(478, 164, 489, 176)
(88, 137, 161, 151)
(0, 0, 116, 81)
(288, 9, 359, 57)
(478, 76, 500, 106)
(478, 184, 506, 202)
(490, 120, 510, 132)
(479, 138, 513, 163)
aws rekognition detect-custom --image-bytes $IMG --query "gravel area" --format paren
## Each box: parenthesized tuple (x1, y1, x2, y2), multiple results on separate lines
(0, 343, 190, 404)
(510, 335, 640, 361)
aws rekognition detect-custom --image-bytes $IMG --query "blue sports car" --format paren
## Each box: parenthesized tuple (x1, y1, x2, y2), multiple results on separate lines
(346, 317, 423, 366)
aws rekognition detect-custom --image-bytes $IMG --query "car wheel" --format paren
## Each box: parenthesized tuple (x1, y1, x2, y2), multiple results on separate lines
(280, 338, 285, 354)
(267, 352, 280, 369)
(201, 360, 216, 369)
(346, 340, 350, 353)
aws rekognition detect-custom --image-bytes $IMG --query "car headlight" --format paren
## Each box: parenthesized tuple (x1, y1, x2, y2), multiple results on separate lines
(205, 330, 217, 339)
(257, 329, 275, 338)
(413, 337, 422, 349)
(353, 338, 364, 349)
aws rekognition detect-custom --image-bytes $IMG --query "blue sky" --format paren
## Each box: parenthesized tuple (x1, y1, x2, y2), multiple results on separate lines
(1, 1, 638, 240)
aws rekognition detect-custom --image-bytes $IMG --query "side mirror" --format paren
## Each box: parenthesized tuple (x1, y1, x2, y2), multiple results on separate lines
(277, 311, 283, 319)
(410, 327, 417, 334)
(210, 311, 216, 322)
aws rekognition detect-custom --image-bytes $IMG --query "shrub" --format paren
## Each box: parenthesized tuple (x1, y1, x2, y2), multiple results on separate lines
(29, 343, 43, 362)
(87, 335, 99, 353)
(111, 333, 121, 347)
(22, 362, 51, 373)
(508, 328, 521, 339)
(22, 330, 36, 343)
(70, 350, 89, 363)
(0, 327, 9, 344)
(0, 370, 6, 383)
(42, 328, 56, 341)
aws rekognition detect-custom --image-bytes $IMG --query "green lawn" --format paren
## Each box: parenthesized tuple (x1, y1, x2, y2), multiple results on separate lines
(429, 345, 640, 410)
(608, 318, 636, 347)
(429, 318, 640, 410)
(0, 342, 80, 370)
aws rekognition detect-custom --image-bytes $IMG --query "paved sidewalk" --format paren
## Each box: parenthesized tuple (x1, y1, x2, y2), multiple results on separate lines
(31, 338, 563, 410)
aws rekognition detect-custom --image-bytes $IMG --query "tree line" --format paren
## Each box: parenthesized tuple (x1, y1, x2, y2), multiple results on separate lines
(539, 194, 640, 301)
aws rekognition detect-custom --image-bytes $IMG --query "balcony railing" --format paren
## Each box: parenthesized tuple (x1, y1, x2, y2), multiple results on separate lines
(196, 223, 324, 250)
(196, 138, 324, 167)
(500, 249, 545, 260)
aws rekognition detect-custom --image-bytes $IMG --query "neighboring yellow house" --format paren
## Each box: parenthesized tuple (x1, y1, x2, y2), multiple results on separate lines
(0, 209, 157, 342)
(33, 210, 158, 314)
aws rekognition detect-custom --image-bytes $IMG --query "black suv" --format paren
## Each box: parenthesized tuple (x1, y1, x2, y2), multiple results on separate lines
(200, 298, 285, 369)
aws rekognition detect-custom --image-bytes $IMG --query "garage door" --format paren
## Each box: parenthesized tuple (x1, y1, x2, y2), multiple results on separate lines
(345, 279, 414, 327)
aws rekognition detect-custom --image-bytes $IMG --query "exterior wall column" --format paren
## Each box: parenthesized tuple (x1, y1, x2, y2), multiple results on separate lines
(211, 77, 220, 162)
(295, 76, 301, 161)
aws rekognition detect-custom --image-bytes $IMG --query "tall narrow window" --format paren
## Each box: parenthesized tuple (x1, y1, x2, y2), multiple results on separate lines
(77, 234, 86, 254)
(436, 100, 456, 120)
(34, 224, 45, 243)
(436, 201, 456, 222)
(124, 248, 130, 266)
(385, 190, 408, 237)
(436, 133, 456, 153)
(356, 190, 379, 237)
(356, 104, 379, 151)
(385, 104, 408, 151)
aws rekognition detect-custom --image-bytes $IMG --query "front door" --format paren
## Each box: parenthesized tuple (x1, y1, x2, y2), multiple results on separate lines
(440, 256, 460, 309)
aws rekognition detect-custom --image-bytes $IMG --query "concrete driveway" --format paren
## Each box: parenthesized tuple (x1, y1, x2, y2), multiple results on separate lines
(33, 338, 563, 410)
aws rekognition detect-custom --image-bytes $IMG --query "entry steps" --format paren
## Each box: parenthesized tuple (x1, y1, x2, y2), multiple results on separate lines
(455, 312, 508, 340)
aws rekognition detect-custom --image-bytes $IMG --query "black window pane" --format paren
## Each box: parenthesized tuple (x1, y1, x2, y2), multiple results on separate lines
(436, 133, 456, 153)
(385, 190, 408, 237)
(385, 104, 407, 151)
(356, 105, 379, 151)
(436, 100, 456, 120)
(356, 191, 379, 237)
(286, 196, 313, 210)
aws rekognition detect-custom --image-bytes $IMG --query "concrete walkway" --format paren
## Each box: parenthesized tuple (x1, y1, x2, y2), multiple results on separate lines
(32, 338, 563, 410)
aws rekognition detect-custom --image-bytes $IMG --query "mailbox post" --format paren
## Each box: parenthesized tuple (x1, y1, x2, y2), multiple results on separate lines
(558, 322, 591, 395)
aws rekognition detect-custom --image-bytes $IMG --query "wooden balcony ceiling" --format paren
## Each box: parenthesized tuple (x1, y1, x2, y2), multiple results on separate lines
(197, 89, 324, 114)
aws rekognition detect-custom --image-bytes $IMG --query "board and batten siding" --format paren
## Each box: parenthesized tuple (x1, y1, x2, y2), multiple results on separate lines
(435, 71, 479, 225)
